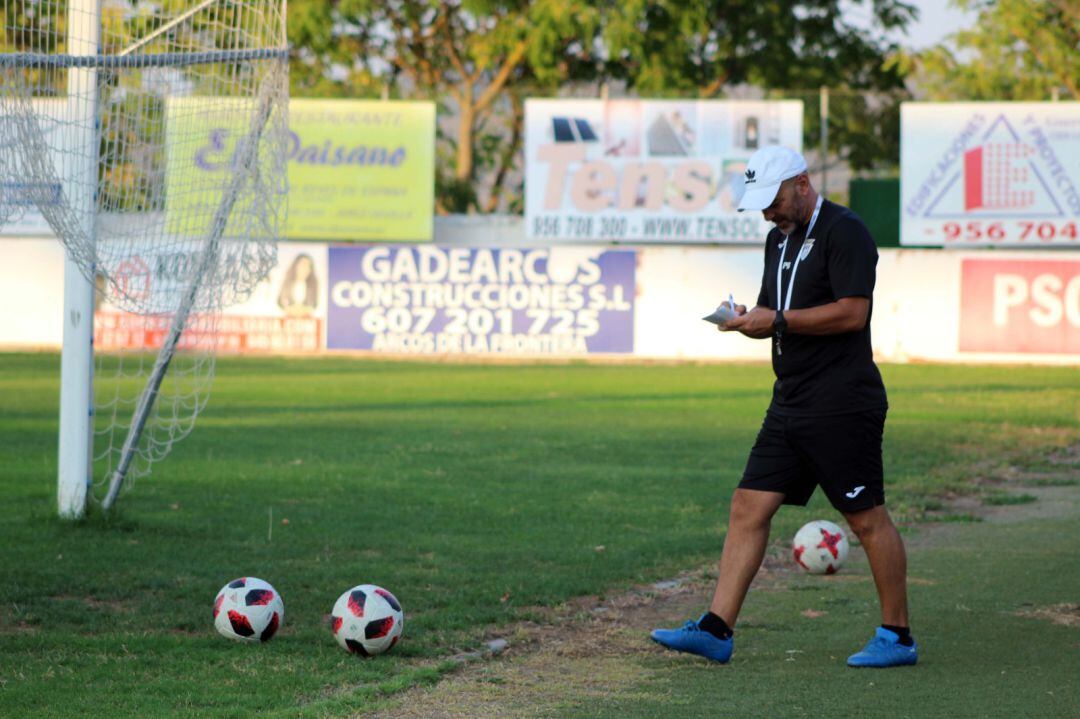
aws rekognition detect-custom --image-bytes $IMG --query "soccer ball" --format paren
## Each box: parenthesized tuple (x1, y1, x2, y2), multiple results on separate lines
(213, 577, 284, 642)
(329, 584, 404, 656)
(792, 520, 849, 574)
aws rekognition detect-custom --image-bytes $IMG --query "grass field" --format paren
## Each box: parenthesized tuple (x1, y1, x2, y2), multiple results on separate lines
(0, 353, 1077, 717)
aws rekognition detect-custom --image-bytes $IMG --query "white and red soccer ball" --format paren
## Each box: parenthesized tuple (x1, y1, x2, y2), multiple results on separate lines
(329, 584, 404, 656)
(792, 520, 849, 574)
(213, 577, 285, 642)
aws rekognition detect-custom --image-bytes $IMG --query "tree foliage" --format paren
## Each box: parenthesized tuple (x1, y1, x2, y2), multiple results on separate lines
(602, 0, 915, 95)
(602, 1, 918, 172)
(904, 0, 1080, 101)
(288, 0, 919, 210)
(288, 0, 599, 212)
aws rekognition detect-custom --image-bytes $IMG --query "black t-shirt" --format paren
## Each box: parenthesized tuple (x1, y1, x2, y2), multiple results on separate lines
(754, 199, 888, 416)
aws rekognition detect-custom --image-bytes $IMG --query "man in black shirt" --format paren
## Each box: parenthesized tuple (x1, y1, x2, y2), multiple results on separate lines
(651, 146, 916, 668)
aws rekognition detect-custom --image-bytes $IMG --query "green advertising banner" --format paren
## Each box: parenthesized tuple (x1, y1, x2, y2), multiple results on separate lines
(166, 98, 435, 242)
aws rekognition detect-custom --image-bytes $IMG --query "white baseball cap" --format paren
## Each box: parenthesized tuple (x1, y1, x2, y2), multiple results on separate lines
(736, 146, 808, 212)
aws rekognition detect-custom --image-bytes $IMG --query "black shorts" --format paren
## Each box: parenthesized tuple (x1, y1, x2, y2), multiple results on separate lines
(739, 409, 886, 513)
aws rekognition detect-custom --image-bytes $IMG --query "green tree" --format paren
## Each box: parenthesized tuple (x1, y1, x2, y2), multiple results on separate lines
(287, 0, 919, 210)
(905, 0, 1079, 100)
(288, 0, 600, 213)
(601, 0, 918, 171)
(1, 0, 69, 94)
(601, 0, 915, 95)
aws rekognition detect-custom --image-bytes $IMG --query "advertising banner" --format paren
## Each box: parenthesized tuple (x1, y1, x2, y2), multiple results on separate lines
(524, 99, 803, 243)
(327, 246, 635, 355)
(166, 98, 435, 242)
(901, 102, 1080, 247)
(94, 243, 327, 353)
(958, 258, 1080, 354)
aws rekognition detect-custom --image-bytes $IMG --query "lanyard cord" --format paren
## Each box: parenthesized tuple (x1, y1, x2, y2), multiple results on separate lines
(775, 194, 824, 312)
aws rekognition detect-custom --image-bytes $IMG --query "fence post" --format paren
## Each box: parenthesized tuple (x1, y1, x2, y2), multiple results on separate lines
(819, 85, 829, 197)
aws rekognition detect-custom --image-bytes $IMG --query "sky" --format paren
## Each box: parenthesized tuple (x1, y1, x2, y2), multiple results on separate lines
(843, 0, 978, 50)
(901, 0, 978, 49)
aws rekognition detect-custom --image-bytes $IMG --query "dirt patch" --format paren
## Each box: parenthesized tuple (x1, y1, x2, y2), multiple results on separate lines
(0, 622, 40, 636)
(922, 440, 1079, 526)
(1016, 604, 1080, 628)
(374, 447, 1079, 718)
(373, 544, 832, 719)
(940, 485, 1076, 524)
(48, 594, 134, 613)
(373, 571, 715, 719)
(1047, 443, 1080, 465)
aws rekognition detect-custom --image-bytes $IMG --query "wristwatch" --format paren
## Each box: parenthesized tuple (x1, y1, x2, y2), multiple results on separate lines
(773, 309, 787, 334)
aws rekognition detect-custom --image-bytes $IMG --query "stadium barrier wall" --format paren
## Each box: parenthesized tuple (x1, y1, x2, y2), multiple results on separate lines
(0, 236, 1076, 365)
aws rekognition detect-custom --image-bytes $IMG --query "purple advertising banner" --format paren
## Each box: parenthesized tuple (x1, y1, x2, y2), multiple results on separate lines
(328, 246, 635, 354)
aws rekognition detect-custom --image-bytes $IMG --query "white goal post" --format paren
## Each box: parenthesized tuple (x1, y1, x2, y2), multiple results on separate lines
(56, 0, 98, 519)
(0, 0, 290, 517)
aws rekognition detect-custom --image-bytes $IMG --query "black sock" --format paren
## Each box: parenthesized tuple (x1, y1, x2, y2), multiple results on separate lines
(699, 611, 733, 640)
(881, 624, 913, 646)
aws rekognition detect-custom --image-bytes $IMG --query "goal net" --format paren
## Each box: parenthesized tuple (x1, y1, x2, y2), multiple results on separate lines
(0, 0, 289, 514)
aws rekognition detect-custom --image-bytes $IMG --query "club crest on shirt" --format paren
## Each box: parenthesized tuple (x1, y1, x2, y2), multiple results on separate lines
(798, 238, 816, 261)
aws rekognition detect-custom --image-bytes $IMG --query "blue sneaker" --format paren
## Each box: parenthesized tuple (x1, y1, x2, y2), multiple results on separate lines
(650, 615, 733, 663)
(847, 627, 918, 667)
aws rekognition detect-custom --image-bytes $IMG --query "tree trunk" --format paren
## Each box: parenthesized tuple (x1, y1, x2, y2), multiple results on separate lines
(456, 94, 475, 183)
(485, 95, 524, 213)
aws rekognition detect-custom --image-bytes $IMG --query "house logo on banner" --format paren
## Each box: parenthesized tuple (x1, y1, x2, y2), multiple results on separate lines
(327, 246, 635, 355)
(114, 256, 153, 302)
(901, 102, 1080, 246)
(918, 115, 1062, 216)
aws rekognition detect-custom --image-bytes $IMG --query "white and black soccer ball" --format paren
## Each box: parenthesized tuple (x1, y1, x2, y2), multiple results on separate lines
(792, 520, 849, 574)
(213, 577, 284, 642)
(329, 584, 404, 656)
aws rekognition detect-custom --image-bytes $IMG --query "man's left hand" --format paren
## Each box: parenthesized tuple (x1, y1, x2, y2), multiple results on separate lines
(722, 306, 775, 339)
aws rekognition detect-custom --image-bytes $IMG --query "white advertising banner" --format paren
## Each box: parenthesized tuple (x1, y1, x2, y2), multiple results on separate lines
(525, 99, 803, 243)
(871, 251, 1079, 363)
(634, 248, 1078, 365)
(0, 239, 327, 352)
(901, 102, 1080, 247)
(93, 243, 328, 354)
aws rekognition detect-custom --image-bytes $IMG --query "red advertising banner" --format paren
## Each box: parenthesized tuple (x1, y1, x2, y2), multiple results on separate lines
(95, 312, 321, 353)
(959, 259, 1080, 354)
